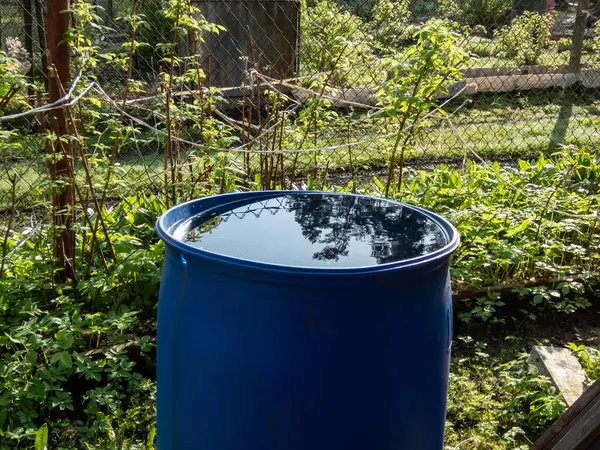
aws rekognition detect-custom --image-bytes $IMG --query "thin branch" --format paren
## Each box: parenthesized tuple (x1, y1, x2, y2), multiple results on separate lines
(0, 173, 17, 277)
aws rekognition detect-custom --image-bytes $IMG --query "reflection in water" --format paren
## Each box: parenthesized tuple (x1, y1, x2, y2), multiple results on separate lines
(181, 194, 447, 268)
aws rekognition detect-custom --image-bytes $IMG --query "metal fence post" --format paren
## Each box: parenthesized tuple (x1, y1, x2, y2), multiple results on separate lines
(35, 0, 49, 89)
(569, 0, 589, 74)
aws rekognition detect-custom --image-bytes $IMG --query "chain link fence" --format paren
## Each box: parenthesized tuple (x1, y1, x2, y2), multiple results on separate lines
(1, 0, 599, 222)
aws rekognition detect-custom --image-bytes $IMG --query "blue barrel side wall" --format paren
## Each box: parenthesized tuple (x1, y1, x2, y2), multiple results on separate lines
(157, 247, 453, 450)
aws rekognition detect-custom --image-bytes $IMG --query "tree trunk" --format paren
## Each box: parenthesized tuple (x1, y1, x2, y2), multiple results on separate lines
(569, 0, 588, 74)
(47, 0, 76, 282)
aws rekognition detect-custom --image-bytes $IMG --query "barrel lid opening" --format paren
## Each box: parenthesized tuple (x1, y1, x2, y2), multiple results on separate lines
(163, 192, 456, 270)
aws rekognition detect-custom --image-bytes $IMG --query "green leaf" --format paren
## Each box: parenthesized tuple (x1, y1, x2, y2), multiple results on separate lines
(35, 424, 48, 450)
(373, 176, 385, 191)
(50, 352, 62, 365)
(505, 219, 531, 237)
(88, 97, 102, 107)
(26, 351, 38, 364)
(55, 329, 66, 341)
(566, 342, 582, 352)
(61, 352, 73, 369)
(56, 331, 74, 349)
(518, 160, 531, 172)
(147, 424, 156, 449)
(0, 409, 6, 430)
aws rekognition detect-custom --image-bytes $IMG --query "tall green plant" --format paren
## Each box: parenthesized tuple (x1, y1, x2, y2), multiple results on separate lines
(376, 20, 466, 196)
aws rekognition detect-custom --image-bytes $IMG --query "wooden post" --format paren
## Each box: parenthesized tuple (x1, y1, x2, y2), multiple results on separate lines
(569, 0, 588, 74)
(47, 0, 75, 282)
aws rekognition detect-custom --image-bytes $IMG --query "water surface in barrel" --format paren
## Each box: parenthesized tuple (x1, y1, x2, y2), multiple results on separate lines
(181, 194, 447, 268)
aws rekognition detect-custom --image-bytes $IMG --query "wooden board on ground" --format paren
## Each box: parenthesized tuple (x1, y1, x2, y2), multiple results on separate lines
(532, 378, 600, 450)
(292, 69, 600, 108)
(529, 346, 589, 406)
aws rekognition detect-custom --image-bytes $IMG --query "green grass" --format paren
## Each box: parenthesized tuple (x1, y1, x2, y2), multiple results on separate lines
(2, 88, 599, 210)
(293, 88, 600, 167)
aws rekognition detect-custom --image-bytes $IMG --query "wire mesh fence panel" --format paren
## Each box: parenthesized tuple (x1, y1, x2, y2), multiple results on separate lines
(0, 0, 599, 224)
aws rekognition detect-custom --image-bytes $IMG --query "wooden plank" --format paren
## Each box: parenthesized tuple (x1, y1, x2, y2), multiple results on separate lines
(290, 69, 600, 106)
(549, 395, 600, 449)
(133, 68, 600, 109)
(530, 346, 589, 406)
(532, 379, 600, 450)
(461, 65, 574, 78)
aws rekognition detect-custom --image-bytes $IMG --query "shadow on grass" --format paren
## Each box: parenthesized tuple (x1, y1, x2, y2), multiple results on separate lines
(549, 101, 573, 151)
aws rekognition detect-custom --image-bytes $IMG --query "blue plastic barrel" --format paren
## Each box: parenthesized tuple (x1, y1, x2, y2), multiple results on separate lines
(156, 191, 459, 450)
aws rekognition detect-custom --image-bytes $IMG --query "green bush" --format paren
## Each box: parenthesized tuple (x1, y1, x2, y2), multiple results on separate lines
(300, 0, 375, 86)
(410, 0, 438, 18)
(556, 37, 572, 53)
(0, 195, 163, 448)
(0, 47, 29, 114)
(367, 0, 412, 54)
(496, 12, 555, 66)
(437, 0, 512, 28)
(568, 343, 600, 381)
(133, 0, 170, 74)
(472, 24, 488, 35)
(462, 36, 498, 57)
(446, 346, 566, 447)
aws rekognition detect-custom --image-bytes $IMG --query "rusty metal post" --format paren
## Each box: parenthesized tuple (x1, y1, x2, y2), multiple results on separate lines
(47, 0, 75, 282)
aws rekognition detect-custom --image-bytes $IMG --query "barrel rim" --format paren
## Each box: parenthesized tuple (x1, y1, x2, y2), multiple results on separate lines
(156, 191, 460, 275)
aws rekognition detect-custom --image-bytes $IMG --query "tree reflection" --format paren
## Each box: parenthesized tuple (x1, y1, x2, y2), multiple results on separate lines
(285, 194, 445, 263)
(183, 215, 223, 243)
(182, 194, 446, 266)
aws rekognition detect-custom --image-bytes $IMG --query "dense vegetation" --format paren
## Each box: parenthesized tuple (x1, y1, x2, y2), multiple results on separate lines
(0, 0, 599, 448)
(0, 149, 598, 448)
